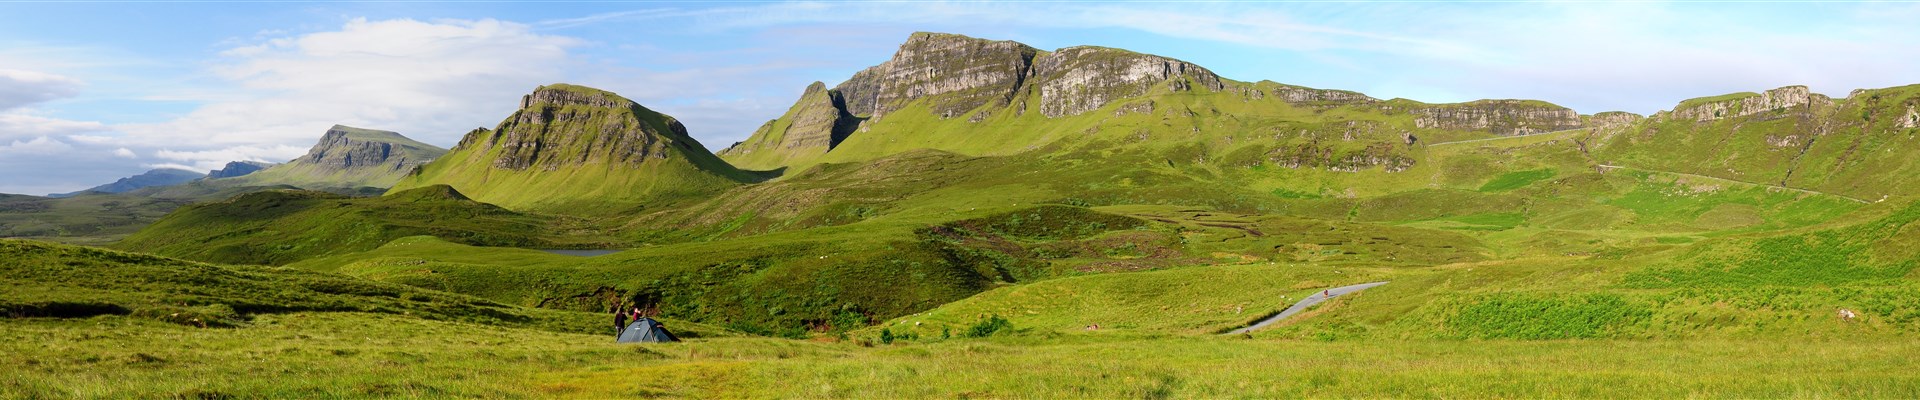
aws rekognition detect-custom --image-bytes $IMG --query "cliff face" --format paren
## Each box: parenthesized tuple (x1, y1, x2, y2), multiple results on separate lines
(1031, 46, 1225, 118)
(1414, 100, 1584, 135)
(1586, 111, 1645, 128)
(393, 84, 745, 212)
(1668, 86, 1831, 122)
(836, 32, 1039, 120)
(1267, 84, 1375, 105)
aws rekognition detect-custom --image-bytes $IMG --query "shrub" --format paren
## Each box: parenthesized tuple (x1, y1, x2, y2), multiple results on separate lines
(965, 314, 1013, 338)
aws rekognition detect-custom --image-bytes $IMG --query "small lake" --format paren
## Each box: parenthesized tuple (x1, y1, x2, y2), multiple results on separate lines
(537, 249, 623, 257)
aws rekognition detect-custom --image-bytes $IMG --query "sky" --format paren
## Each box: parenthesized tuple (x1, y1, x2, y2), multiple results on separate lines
(2, 1, 1918, 196)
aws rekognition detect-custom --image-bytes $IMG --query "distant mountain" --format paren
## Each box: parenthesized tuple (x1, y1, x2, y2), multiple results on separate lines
(48, 168, 204, 198)
(204, 161, 275, 179)
(220, 125, 447, 190)
(389, 84, 746, 213)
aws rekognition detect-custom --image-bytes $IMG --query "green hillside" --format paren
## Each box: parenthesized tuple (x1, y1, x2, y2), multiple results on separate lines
(389, 84, 748, 214)
(113, 185, 599, 265)
(30, 31, 1920, 398)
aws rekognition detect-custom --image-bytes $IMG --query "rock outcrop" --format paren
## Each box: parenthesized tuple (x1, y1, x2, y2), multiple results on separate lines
(1267, 84, 1375, 105)
(205, 161, 274, 179)
(1414, 100, 1584, 135)
(1900, 104, 1919, 129)
(836, 32, 1039, 120)
(1586, 111, 1645, 128)
(1669, 85, 1831, 122)
(826, 33, 1227, 121)
(1031, 46, 1225, 118)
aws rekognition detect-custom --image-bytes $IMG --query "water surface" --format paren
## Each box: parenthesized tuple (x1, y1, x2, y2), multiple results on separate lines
(537, 249, 622, 257)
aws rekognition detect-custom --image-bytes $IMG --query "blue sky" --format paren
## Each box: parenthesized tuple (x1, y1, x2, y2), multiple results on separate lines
(3, 1, 1918, 195)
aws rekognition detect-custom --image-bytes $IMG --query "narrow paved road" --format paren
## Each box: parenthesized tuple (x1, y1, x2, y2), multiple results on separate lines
(1226, 281, 1388, 335)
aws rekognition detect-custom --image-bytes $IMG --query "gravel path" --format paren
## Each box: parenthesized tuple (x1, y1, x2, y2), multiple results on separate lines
(1226, 282, 1388, 335)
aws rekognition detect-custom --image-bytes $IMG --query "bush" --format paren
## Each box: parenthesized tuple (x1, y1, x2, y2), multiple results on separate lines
(965, 314, 1012, 338)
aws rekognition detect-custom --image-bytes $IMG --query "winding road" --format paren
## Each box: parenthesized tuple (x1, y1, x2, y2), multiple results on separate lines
(1226, 281, 1388, 335)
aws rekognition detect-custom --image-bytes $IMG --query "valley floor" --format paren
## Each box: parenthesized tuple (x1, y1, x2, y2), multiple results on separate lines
(5, 312, 1916, 399)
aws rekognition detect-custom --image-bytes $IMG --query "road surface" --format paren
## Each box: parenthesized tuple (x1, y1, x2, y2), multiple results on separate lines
(1226, 281, 1388, 335)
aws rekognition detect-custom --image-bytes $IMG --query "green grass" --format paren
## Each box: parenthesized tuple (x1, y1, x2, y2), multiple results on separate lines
(114, 185, 594, 266)
(1478, 168, 1555, 192)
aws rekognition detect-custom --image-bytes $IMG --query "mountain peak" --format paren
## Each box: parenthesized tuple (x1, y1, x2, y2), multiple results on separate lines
(391, 84, 745, 212)
(217, 125, 447, 190)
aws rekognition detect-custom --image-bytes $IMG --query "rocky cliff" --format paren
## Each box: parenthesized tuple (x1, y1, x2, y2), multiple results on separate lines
(836, 32, 1039, 120)
(1586, 111, 1645, 128)
(391, 84, 745, 212)
(1667, 85, 1831, 122)
(1413, 100, 1585, 135)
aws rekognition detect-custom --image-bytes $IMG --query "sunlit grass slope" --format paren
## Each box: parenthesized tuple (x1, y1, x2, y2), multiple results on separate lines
(115, 185, 586, 266)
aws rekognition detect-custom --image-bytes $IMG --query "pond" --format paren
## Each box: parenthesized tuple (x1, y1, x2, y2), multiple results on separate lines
(536, 249, 623, 257)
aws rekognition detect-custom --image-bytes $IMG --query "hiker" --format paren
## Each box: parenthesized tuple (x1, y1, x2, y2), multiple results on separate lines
(631, 307, 645, 321)
(614, 308, 630, 334)
(1323, 289, 1331, 299)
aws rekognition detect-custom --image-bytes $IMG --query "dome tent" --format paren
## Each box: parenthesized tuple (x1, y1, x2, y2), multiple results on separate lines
(617, 317, 680, 343)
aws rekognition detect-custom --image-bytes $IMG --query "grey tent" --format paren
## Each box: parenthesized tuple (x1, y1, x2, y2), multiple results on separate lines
(617, 317, 680, 343)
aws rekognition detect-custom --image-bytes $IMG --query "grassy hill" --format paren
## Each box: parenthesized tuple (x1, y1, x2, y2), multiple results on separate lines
(389, 84, 748, 214)
(113, 185, 604, 266)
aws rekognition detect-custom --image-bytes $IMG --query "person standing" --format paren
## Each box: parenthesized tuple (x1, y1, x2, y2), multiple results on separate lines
(614, 307, 630, 335)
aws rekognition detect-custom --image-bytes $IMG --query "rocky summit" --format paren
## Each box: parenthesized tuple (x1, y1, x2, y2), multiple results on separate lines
(389, 84, 746, 212)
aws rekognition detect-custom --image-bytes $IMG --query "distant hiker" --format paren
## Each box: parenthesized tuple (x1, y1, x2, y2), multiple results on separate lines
(614, 308, 630, 334)
(1323, 289, 1331, 299)
(631, 307, 645, 321)
(1085, 324, 1099, 331)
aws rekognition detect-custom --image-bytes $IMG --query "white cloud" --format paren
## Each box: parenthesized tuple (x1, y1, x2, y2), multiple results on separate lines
(117, 18, 581, 150)
(0, 69, 83, 111)
(142, 163, 204, 173)
(112, 147, 135, 158)
(0, 109, 108, 141)
(154, 144, 307, 172)
(0, 136, 75, 154)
